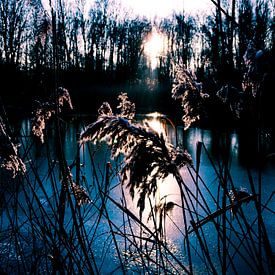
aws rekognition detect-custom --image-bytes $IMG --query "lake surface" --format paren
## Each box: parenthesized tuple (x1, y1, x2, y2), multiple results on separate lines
(0, 115, 274, 274)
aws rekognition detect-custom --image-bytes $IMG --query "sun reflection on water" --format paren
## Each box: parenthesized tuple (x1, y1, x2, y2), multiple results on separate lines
(143, 112, 168, 137)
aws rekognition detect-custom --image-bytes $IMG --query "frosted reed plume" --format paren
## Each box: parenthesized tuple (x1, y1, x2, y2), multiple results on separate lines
(80, 93, 192, 216)
(32, 87, 73, 143)
(172, 65, 208, 129)
(57, 87, 73, 110)
(65, 169, 91, 206)
(116, 92, 135, 120)
(70, 182, 91, 206)
(61, 168, 91, 206)
(32, 103, 55, 144)
(0, 117, 26, 177)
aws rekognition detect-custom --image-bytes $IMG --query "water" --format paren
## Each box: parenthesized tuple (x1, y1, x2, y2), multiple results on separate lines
(0, 115, 274, 274)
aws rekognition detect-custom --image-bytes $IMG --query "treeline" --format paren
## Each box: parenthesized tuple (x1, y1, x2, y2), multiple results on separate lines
(0, 0, 274, 119)
(0, 0, 152, 81)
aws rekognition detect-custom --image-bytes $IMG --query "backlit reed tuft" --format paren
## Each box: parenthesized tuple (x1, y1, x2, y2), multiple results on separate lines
(172, 65, 208, 130)
(32, 87, 73, 143)
(0, 117, 26, 177)
(80, 93, 192, 216)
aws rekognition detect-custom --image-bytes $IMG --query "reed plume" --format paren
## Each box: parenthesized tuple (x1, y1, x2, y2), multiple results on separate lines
(80, 93, 192, 216)
(172, 65, 208, 130)
(63, 169, 91, 206)
(32, 87, 73, 143)
(0, 117, 26, 177)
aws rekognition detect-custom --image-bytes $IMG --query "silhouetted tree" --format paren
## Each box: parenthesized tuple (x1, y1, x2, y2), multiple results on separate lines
(0, 0, 34, 65)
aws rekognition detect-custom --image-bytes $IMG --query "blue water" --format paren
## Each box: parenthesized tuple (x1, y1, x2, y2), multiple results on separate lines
(0, 116, 274, 274)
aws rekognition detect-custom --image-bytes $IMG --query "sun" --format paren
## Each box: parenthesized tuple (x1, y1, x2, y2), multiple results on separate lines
(143, 28, 168, 69)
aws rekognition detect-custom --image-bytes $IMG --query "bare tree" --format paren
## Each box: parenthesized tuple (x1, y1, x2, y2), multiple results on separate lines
(0, 0, 34, 65)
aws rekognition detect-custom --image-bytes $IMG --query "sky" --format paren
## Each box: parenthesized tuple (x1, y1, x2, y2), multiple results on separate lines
(119, 0, 212, 18)
(41, 0, 212, 19)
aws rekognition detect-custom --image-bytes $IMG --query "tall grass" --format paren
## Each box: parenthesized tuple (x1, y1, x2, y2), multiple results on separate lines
(0, 79, 274, 274)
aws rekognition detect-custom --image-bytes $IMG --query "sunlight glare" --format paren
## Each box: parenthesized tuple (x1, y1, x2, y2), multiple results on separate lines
(147, 119, 165, 135)
(143, 29, 168, 69)
(144, 112, 167, 137)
